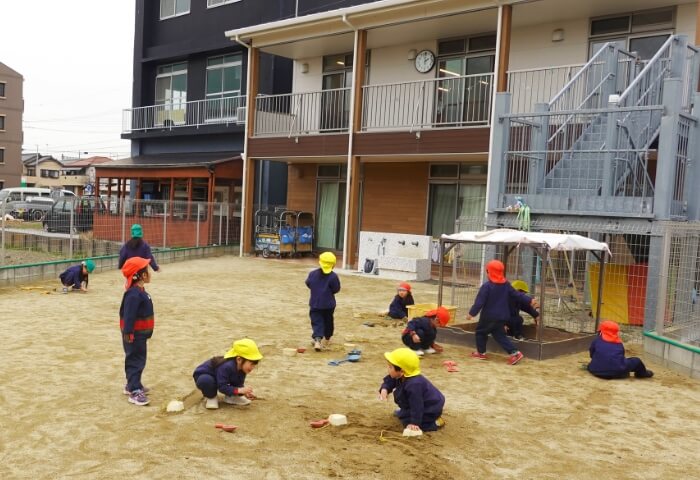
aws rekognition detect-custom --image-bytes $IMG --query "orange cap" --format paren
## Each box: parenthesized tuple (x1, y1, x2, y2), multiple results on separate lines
(398, 282, 412, 292)
(486, 260, 506, 284)
(426, 306, 450, 327)
(598, 320, 622, 343)
(121, 257, 151, 289)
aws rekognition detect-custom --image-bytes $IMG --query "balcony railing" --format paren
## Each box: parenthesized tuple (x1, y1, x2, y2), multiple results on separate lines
(361, 73, 493, 131)
(254, 88, 350, 137)
(122, 95, 246, 133)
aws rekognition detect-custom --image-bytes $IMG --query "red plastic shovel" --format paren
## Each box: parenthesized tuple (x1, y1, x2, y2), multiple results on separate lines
(310, 419, 330, 428)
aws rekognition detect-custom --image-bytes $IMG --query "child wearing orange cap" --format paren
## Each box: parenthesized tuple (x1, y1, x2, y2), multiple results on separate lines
(305, 251, 341, 351)
(119, 256, 154, 406)
(587, 320, 653, 379)
(379, 348, 445, 433)
(401, 306, 449, 356)
(467, 259, 538, 365)
(388, 282, 415, 320)
(193, 338, 263, 409)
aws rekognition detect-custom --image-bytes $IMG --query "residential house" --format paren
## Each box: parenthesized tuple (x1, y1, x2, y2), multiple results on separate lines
(60, 156, 113, 195)
(0, 62, 23, 189)
(21, 153, 65, 189)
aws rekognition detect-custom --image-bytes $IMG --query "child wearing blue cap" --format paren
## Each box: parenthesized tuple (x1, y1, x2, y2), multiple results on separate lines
(305, 252, 341, 351)
(59, 259, 95, 293)
(118, 224, 161, 272)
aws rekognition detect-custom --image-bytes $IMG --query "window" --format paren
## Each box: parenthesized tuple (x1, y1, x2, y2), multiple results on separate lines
(155, 62, 188, 125)
(0, 82, 5, 97)
(427, 163, 486, 237)
(26, 167, 35, 177)
(589, 8, 674, 60)
(0, 148, 4, 164)
(41, 169, 60, 179)
(207, 0, 241, 7)
(205, 54, 242, 120)
(160, 0, 189, 20)
(0, 115, 5, 131)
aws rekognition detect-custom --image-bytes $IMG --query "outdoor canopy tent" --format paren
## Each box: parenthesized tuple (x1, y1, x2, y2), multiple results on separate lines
(437, 228, 611, 359)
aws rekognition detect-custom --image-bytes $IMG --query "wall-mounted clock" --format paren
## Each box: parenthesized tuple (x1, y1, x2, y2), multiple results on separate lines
(414, 49, 435, 73)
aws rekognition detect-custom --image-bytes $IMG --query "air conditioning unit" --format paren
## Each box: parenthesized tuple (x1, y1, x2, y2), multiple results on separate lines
(236, 106, 247, 125)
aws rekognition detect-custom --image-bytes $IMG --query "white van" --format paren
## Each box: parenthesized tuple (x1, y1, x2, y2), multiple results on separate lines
(0, 187, 76, 215)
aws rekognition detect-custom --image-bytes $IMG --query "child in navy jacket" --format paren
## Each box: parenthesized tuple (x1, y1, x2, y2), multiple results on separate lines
(402, 306, 450, 356)
(388, 282, 415, 319)
(379, 348, 445, 433)
(193, 339, 263, 410)
(587, 321, 654, 379)
(59, 259, 94, 293)
(505, 280, 540, 340)
(305, 251, 341, 351)
(467, 260, 538, 365)
(118, 224, 160, 272)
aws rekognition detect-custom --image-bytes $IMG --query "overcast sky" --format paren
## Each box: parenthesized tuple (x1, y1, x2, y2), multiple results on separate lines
(1, 1, 134, 160)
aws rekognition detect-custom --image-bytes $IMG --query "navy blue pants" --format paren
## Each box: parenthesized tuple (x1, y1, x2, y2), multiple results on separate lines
(475, 318, 517, 354)
(589, 357, 652, 379)
(123, 336, 148, 392)
(505, 315, 524, 337)
(396, 408, 441, 432)
(310, 308, 335, 340)
(401, 332, 435, 350)
(194, 373, 218, 399)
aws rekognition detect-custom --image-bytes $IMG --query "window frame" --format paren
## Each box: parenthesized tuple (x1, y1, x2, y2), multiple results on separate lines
(0, 82, 5, 98)
(160, 0, 190, 20)
(0, 147, 4, 164)
(426, 163, 487, 237)
(0, 115, 5, 131)
(207, 0, 242, 8)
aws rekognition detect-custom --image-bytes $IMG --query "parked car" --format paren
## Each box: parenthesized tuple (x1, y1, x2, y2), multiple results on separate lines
(42, 196, 106, 233)
(0, 187, 75, 214)
(11, 196, 56, 221)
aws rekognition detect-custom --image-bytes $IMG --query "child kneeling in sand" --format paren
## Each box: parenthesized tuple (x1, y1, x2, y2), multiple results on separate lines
(388, 282, 415, 320)
(587, 321, 653, 379)
(193, 339, 263, 409)
(378, 348, 445, 433)
(401, 306, 449, 356)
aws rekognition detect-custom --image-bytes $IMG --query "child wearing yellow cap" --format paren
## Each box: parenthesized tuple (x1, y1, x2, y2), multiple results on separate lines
(378, 348, 445, 433)
(305, 252, 341, 351)
(193, 339, 263, 409)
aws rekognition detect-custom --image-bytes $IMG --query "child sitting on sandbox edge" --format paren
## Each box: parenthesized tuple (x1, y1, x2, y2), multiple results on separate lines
(378, 348, 445, 435)
(587, 321, 654, 379)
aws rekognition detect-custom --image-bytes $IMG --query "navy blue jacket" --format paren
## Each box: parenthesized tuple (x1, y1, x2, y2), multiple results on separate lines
(388, 294, 415, 319)
(118, 240, 160, 271)
(193, 358, 246, 397)
(469, 281, 533, 322)
(380, 374, 445, 429)
(305, 268, 341, 309)
(403, 316, 437, 345)
(588, 336, 628, 377)
(509, 293, 539, 320)
(119, 287, 154, 338)
(59, 264, 87, 289)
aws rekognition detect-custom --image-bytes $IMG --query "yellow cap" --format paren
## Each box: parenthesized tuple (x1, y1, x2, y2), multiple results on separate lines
(319, 251, 336, 274)
(511, 280, 529, 293)
(384, 348, 421, 377)
(224, 338, 263, 361)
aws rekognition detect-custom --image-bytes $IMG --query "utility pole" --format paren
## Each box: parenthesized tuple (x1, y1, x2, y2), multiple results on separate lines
(35, 144, 39, 187)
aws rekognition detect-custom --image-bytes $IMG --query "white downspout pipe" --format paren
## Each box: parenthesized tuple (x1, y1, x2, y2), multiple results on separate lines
(235, 34, 252, 257)
(341, 15, 358, 270)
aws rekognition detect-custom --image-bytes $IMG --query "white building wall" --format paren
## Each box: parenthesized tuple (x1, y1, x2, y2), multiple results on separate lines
(676, 3, 698, 41)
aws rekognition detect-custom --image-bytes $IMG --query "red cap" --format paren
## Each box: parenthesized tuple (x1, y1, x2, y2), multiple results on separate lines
(486, 260, 506, 284)
(398, 282, 412, 292)
(598, 320, 622, 343)
(121, 257, 151, 289)
(426, 306, 450, 327)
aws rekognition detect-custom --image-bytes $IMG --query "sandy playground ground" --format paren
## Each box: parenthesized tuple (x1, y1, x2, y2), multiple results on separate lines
(1, 254, 700, 479)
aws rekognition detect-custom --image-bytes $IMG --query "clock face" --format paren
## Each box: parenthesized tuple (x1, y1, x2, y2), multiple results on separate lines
(415, 50, 435, 73)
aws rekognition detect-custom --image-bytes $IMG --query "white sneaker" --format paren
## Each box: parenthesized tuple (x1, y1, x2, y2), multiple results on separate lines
(205, 397, 219, 409)
(223, 395, 251, 406)
(313, 339, 322, 351)
(415, 349, 425, 356)
(424, 347, 437, 354)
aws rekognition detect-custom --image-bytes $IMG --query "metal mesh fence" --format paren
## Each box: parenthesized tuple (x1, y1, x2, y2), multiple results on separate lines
(0, 197, 241, 266)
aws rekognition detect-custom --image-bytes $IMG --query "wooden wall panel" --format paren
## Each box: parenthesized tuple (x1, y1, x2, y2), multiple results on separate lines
(353, 128, 490, 156)
(248, 135, 349, 158)
(286, 163, 318, 213)
(361, 163, 428, 234)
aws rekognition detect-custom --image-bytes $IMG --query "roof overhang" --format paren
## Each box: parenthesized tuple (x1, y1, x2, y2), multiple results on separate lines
(226, 0, 516, 55)
(94, 153, 241, 170)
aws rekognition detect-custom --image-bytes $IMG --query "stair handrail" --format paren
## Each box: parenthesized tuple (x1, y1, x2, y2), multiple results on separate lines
(616, 35, 676, 108)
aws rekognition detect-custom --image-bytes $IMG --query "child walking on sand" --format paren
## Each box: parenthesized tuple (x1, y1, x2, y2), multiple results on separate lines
(388, 282, 415, 320)
(379, 347, 445, 433)
(467, 260, 539, 365)
(59, 259, 95, 293)
(119, 257, 155, 406)
(505, 280, 540, 340)
(193, 338, 263, 409)
(587, 321, 654, 379)
(401, 306, 449, 356)
(305, 252, 341, 351)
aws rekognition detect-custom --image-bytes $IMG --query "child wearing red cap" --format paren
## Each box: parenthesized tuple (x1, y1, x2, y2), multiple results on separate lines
(467, 259, 538, 365)
(401, 306, 449, 356)
(388, 282, 415, 320)
(119, 256, 155, 406)
(587, 320, 654, 379)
